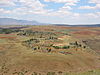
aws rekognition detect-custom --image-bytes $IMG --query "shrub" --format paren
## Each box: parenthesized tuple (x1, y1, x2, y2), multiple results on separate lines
(47, 72, 55, 75)
(83, 46, 86, 48)
(53, 46, 60, 49)
(62, 46, 70, 49)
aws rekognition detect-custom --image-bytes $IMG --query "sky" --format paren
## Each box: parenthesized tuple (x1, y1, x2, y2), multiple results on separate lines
(0, 0, 100, 24)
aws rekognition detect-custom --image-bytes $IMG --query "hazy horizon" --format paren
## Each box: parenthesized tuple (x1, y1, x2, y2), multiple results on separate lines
(0, 17, 100, 25)
(0, 0, 100, 24)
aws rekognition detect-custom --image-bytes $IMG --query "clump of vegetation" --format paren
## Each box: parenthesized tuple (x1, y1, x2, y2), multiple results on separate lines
(24, 38, 40, 44)
(53, 46, 61, 49)
(69, 41, 87, 51)
(53, 46, 70, 49)
(0, 28, 21, 34)
(62, 46, 70, 49)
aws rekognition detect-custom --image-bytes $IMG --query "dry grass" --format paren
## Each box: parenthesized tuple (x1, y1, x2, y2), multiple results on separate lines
(0, 26, 100, 75)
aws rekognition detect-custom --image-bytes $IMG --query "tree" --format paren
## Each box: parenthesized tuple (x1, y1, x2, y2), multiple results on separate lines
(83, 46, 86, 48)
(75, 41, 79, 51)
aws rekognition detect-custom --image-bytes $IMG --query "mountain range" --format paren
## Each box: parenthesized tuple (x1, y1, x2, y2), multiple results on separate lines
(0, 18, 100, 27)
(0, 18, 44, 25)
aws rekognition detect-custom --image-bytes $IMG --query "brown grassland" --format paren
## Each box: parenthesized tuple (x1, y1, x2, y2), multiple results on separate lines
(0, 25, 100, 75)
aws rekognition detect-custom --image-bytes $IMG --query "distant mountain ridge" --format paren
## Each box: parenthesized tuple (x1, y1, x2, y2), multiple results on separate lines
(54, 24, 100, 27)
(0, 18, 100, 27)
(0, 18, 44, 25)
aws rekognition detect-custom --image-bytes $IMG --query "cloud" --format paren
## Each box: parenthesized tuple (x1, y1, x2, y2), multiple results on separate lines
(79, 6, 95, 9)
(65, 3, 76, 6)
(96, 4, 100, 9)
(44, 0, 80, 3)
(60, 5, 72, 10)
(0, 0, 16, 7)
(18, 0, 45, 9)
(17, 0, 49, 15)
(0, 0, 77, 16)
(79, 4, 100, 10)
(43, 0, 79, 16)
(0, 8, 11, 14)
(84, 13, 98, 18)
(0, 0, 46, 11)
(79, 0, 100, 10)
(89, 0, 100, 4)
(3, 0, 49, 15)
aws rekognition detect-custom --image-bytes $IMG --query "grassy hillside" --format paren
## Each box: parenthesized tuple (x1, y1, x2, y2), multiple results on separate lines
(0, 26, 100, 75)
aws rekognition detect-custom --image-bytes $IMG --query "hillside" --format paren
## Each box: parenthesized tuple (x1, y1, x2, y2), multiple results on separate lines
(0, 26, 100, 75)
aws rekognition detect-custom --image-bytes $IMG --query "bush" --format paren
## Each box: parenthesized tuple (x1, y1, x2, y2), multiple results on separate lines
(83, 46, 86, 48)
(47, 48, 51, 52)
(53, 46, 70, 49)
(53, 46, 61, 49)
(62, 46, 70, 49)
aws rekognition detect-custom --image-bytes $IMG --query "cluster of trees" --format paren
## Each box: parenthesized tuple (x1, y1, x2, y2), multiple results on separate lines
(18, 30, 58, 40)
(70, 41, 86, 51)
(53, 41, 86, 51)
(22, 38, 53, 52)
(48, 36, 57, 40)
(23, 38, 40, 50)
(18, 30, 55, 36)
(53, 45, 70, 49)
(19, 30, 59, 52)
(17, 30, 34, 36)
(20, 30, 87, 53)
(0, 29, 21, 34)
(24, 38, 40, 44)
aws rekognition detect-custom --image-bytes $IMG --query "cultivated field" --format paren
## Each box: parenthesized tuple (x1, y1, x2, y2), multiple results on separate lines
(0, 26, 100, 75)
